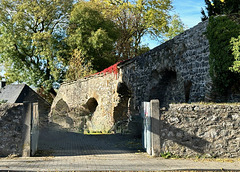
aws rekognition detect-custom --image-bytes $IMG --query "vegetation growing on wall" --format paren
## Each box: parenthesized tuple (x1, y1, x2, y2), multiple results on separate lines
(206, 15, 240, 96)
(229, 35, 240, 73)
(0, 99, 7, 105)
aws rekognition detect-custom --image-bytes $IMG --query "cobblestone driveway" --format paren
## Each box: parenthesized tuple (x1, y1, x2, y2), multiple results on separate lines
(37, 125, 142, 156)
(0, 125, 240, 171)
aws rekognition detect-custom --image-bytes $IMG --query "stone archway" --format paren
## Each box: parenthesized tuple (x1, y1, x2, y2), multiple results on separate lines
(150, 69, 183, 107)
(49, 97, 99, 132)
(49, 98, 73, 128)
(112, 82, 131, 133)
(86, 98, 98, 113)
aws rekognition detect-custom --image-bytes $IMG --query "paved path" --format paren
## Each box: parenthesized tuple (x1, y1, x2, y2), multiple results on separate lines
(36, 126, 143, 156)
(0, 125, 240, 171)
(1, 154, 240, 171)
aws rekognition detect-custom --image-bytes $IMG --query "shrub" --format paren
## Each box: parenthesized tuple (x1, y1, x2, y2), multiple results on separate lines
(206, 15, 240, 96)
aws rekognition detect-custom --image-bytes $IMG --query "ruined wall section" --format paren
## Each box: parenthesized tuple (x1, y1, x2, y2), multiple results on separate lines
(119, 20, 210, 111)
(50, 73, 120, 132)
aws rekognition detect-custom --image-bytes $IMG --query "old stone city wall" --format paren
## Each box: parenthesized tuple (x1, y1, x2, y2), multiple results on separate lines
(119, 20, 210, 111)
(160, 103, 240, 158)
(50, 20, 240, 158)
(50, 73, 121, 132)
(50, 20, 211, 133)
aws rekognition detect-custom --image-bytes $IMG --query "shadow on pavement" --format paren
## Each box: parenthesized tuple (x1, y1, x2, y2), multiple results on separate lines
(36, 124, 143, 157)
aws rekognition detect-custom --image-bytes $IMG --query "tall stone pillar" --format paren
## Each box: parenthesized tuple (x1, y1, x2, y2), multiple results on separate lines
(22, 102, 31, 157)
(150, 99, 161, 156)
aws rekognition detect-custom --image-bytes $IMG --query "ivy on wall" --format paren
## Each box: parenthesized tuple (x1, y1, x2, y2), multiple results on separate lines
(206, 15, 240, 96)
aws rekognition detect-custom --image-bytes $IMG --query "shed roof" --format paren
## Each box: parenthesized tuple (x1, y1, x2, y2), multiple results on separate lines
(0, 84, 26, 103)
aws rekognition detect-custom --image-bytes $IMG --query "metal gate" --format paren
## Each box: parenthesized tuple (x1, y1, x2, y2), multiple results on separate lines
(141, 102, 152, 155)
(141, 100, 161, 156)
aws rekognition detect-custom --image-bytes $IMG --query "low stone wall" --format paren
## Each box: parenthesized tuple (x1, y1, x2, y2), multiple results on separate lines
(160, 103, 240, 158)
(0, 103, 24, 157)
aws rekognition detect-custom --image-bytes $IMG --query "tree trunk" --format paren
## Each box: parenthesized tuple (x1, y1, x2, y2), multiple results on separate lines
(49, 87, 57, 98)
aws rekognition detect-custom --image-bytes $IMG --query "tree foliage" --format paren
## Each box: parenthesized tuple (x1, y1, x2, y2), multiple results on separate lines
(201, 0, 240, 21)
(164, 14, 186, 40)
(206, 15, 240, 95)
(67, 1, 119, 71)
(65, 0, 179, 81)
(65, 49, 96, 81)
(0, 0, 73, 96)
(229, 36, 240, 73)
(0, 0, 185, 91)
(93, 0, 173, 60)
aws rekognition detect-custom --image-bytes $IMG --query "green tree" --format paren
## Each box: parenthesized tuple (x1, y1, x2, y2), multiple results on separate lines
(93, 0, 173, 60)
(164, 14, 186, 40)
(201, 0, 240, 21)
(0, 0, 73, 96)
(65, 49, 96, 81)
(206, 16, 240, 96)
(67, 1, 119, 72)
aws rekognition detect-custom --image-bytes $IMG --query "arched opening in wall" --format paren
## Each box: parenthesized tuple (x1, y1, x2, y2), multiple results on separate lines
(37, 89, 143, 157)
(55, 98, 70, 114)
(48, 98, 74, 129)
(150, 69, 182, 108)
(86, 98, 98, 113)
(78, 97, 99, 133)
(113, 82, 131, 133)
(111, 82, 143, 150)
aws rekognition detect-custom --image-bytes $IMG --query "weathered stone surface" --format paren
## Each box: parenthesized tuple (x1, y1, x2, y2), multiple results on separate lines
(50, 21, 211, 133)
(50, 74, 121, 132)
(0, 103, 24, 157)
(160, 104, 240, 158)
(119, 20, 210, 110)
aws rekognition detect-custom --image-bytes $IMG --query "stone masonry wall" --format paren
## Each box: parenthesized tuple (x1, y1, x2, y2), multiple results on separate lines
(119, 20, 210, 111)
(160, 104, 240, 158)
(50, 73, 121, 132)
(0, 103, 24, 157)
(51, 20, 211, 133)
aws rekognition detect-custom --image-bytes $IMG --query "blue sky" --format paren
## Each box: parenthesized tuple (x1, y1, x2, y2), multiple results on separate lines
(173, 0, 205, 28)
(146, 0, 206, 48)
(0, 0, 207, 77)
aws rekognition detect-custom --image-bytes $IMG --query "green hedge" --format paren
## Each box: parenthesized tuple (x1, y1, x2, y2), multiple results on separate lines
(206, 15, 240, 96)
